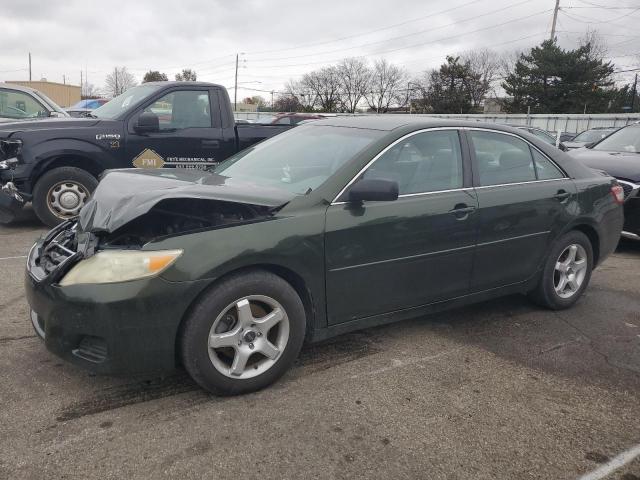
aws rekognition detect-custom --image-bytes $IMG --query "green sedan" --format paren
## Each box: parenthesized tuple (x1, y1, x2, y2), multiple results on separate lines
(26, 117, 624, 395)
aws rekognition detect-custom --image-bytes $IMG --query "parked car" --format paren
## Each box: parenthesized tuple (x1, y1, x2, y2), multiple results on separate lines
(65, 98, 109, 117)
(25, 117, 623, 395)
(255, 112, 326, 125)
(508, 125, 566, 150)
(568, 123, 640, 240)
(0, 83, 69, 122)
(562, 127, 618, 150)
(0, 81, 294, 226)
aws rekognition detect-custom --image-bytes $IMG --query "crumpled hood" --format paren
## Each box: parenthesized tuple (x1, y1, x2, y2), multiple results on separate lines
(567, 148, 640, 183)
(0, 117, 102, 136)
(78, 169, 295, 233)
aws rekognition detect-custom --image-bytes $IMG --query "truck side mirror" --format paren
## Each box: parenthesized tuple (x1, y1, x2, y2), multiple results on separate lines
(134, 111, 160, 134)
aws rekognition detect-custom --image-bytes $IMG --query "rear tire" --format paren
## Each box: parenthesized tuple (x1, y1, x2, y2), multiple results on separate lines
(32, 167, 98, 227)
(180, 270, 306, 395)
(529, 230, 593, 310)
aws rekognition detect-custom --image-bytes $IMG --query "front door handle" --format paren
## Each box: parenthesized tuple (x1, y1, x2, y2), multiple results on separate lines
(554, 190, 571, 202)
(202, 139, 220, 148)
(449, 203, 476, 219)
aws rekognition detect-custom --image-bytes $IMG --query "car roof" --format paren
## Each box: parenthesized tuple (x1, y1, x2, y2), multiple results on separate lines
(310, 115, 528, 133)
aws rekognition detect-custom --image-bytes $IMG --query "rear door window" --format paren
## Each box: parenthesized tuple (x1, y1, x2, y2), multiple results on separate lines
(469, 131, 537, 186)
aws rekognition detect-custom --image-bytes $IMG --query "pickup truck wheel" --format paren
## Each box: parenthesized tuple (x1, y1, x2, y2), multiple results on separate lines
(529, 231, 593, 310)
(180, 270, 306, 395)
(32, 167, 98, 227)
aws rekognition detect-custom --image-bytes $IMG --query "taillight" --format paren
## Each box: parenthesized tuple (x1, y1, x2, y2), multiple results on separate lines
(611, 184, 625, 205)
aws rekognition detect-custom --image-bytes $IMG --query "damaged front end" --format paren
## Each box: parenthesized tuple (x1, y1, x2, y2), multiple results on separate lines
(102, 197, 275, 247)
(28, 169, 293, 282)
(28, 197, 278, 283)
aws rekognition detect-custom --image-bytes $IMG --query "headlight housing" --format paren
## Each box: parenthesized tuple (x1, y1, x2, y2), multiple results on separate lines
(0, 139, 22, 160)
(59, 249, 183, 286)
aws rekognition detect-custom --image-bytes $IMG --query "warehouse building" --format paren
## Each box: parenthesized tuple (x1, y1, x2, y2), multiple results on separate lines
(6, 80, 80, 107)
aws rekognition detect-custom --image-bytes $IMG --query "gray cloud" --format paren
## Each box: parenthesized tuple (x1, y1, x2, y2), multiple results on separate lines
(1, 0, 637, 98)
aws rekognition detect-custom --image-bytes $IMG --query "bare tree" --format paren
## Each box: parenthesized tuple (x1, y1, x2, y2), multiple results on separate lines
(283, 79, 317, 110)
(300, 66, 342, 112)
(104, 67, 137, 97)
(365, 59, 409, 113)
(175, 69, 197, 81)
(459, 48, 500, 109)
(579, 28, 608, 60)
(336, 58, 370, 113)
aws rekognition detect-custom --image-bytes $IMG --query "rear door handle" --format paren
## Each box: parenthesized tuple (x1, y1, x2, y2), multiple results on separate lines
(202, 139, 220, 148)
(554, 190, 571, 202)
(449, 203, 476, 219)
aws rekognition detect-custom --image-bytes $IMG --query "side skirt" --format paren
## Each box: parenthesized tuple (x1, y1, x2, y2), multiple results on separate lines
(310, 277, 538, 343)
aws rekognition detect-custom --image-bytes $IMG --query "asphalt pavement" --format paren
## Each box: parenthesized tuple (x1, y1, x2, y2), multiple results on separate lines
(1, 208, 639, 480)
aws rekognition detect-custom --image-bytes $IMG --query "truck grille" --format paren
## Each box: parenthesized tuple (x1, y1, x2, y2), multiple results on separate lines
(617, 180, 639, 201)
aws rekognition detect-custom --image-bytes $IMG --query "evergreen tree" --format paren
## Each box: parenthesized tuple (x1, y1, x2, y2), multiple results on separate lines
(502, 40, 615, 113)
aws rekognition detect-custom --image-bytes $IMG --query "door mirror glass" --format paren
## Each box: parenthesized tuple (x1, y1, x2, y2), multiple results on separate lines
(348, 178, 399, 203)
(135, 111, 160, 133)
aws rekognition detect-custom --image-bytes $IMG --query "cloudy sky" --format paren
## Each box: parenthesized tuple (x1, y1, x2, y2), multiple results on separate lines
(1, 0, 638, 100)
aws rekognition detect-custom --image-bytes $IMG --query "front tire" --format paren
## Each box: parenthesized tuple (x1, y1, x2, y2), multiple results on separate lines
(180, 270, 306, 395)
(529, 230, 593, 310)
(32, 167, 98, 227)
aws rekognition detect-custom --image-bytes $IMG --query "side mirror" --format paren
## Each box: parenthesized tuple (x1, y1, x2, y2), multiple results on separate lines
(559, 142, 568, 152)
(134, 111, 160, 134)
(584, 142, 595, 149)
(348, 178, 399, 203)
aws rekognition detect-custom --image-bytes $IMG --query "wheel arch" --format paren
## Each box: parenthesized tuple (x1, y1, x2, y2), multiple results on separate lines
(562, 221, 601, 266)
(32, 154, 104, 188)
(174, 264, 317, 367)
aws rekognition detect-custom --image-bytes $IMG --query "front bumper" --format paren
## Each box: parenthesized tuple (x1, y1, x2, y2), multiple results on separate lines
(25, 235, 210, 375)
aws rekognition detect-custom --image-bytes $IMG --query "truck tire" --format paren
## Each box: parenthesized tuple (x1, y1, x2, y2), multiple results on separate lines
(32, 167, 98, 227)
(180, 269, 306, 395)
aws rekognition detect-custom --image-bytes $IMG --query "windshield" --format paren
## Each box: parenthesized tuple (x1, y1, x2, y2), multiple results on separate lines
(215, 125, 384, 194)
(92, 85, 161, 119)
(573, 129, 615, 143)
(592, 125, 640, 153)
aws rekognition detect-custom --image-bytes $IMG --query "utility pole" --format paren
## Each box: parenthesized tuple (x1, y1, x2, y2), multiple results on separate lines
(28, 52, 32, 81)
(63, 74, 65, 85)
(631, 73, 638, 113)
(234, 54, 239, 112)
(550, 0, 560, 42)
(271, 91, 274, 111)
(114, 68, 118, 97)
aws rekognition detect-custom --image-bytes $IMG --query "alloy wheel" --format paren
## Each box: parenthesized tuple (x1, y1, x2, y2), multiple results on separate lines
(207, 295, 290, 379)
(554, 244, 588, 299)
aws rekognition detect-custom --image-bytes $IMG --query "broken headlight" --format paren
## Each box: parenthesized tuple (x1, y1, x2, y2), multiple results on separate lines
(59, 249, 183, 286)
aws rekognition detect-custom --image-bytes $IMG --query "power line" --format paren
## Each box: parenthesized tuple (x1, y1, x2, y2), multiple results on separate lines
(247, 0, 486, 56)
(245, 9, 552, 70)
(249, 0, 533, 63)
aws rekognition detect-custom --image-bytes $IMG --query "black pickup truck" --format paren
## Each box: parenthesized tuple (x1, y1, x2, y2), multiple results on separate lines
(0, 81, 291, 226)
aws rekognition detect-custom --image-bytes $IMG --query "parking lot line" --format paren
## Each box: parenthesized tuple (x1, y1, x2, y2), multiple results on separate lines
(0, 255, 27, 261)
(577, 443, 640, 480)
